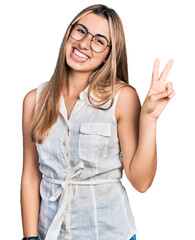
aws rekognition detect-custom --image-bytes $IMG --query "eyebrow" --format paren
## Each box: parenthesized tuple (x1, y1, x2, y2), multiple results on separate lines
(76, 23, 110, 44)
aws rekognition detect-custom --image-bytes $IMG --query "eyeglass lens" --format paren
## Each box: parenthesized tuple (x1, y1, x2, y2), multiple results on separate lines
(70, 24, 108, 53)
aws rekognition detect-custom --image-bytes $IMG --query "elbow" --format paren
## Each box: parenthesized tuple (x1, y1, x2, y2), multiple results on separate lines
(136, 186, 149, 193)
(128, 172, 154, 193)
(133, 182, 152, 193)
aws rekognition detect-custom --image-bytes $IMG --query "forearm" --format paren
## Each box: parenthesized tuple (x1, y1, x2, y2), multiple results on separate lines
(21, 176, 41, 237)
(129, 112, 157, 192)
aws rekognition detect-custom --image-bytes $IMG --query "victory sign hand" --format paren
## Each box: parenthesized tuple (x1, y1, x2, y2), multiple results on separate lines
(141, 58, 175, 120)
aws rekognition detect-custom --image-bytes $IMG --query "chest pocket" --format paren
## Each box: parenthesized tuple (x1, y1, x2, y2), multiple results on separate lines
(79, 122, 112, 163)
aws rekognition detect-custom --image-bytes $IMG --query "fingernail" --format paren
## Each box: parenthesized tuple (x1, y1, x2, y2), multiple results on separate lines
(167, 89, 173, 94)
(169, 91, 175, 98)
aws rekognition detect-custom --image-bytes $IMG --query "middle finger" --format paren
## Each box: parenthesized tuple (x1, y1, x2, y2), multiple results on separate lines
(159, 59, 174, 82)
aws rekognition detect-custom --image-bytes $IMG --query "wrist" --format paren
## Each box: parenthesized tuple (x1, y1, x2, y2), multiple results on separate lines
(140, 110, 158, 123)
(139, 111, 157, 138)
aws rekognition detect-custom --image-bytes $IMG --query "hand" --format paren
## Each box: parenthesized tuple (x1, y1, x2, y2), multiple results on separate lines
(141, 58, 175, 120)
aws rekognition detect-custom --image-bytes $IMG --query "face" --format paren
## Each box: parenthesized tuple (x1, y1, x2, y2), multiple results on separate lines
(65, 13, 111, 75)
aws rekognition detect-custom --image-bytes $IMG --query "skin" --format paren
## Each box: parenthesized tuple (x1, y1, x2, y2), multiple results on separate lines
(21, 91, 41, 237)
(117, 59, 175, 192)
(21, 12, 175, 237)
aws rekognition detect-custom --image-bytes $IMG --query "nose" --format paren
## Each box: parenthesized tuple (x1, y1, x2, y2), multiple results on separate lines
(79, 33, 93, 50)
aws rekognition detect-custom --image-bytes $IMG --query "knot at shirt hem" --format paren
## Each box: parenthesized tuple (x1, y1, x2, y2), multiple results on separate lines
(42, 162, 119, 240)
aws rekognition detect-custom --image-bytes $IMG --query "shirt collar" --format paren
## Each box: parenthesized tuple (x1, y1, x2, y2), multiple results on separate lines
(59, 84, 90, 121)
(79, 84, 102, 103)
(79, 84, 90, 101)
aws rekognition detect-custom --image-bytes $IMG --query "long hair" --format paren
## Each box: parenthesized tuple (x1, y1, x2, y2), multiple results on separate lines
(30, 4, 135, 144)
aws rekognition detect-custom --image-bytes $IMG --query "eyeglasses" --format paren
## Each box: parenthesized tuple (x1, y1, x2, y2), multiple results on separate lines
(70, 23, 110, 53)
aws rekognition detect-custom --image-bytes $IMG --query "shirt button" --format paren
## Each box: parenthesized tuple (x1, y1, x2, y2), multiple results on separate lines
(63, 141, 66, 146)
(63, 163, 67, 168)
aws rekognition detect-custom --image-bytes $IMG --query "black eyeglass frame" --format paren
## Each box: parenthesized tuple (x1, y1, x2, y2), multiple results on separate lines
(69, 23, 111, 53)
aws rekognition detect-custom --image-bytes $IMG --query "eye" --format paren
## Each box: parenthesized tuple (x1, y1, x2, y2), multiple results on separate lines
(77, 28, 86, 35)
(75, 26, 87, 36)
(96, 39, 104, 45)
(94, 36, 106, 46)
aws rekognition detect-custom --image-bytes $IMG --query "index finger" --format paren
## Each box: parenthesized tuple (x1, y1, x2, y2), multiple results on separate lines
(152, 58, 160, 83)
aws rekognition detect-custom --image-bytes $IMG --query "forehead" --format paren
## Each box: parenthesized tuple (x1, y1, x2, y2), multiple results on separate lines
(77, 13, 110, 41)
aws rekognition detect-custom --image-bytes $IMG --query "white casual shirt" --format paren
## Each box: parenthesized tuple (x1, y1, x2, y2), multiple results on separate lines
(35, 81, 137, 240)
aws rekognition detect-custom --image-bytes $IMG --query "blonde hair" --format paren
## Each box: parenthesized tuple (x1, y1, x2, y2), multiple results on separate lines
(30, 4, 135, 144)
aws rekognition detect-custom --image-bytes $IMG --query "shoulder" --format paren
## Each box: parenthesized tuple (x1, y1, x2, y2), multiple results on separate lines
(22, 81, 48, 111)
(116, 84, 141, 123)
(22, 88, 37, 122)
(23, 88, 37, 110)
(118, 86, 140, 106)
(114, 79, 138, 100)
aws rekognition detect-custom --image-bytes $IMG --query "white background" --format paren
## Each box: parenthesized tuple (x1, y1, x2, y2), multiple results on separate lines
(0, 0, 194, 239)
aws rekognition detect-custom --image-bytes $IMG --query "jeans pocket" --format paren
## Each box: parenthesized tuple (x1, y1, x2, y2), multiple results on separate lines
(130, 234, 136, 240)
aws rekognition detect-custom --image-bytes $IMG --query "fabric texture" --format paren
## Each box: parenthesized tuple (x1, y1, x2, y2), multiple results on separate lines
(35, 81, 137, 240)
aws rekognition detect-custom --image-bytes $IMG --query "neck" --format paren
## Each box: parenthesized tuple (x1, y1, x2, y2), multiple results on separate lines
(64, 69, 91, 97)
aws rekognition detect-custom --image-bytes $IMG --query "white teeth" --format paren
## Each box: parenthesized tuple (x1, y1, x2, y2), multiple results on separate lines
(73, 48, 89, 60)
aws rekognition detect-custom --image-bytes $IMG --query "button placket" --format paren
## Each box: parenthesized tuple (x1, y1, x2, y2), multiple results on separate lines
(62, 121, 70, 168)
(66, 122, 70, 165)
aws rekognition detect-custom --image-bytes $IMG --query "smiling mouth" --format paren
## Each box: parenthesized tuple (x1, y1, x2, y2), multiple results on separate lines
(71, 48, 89, 62)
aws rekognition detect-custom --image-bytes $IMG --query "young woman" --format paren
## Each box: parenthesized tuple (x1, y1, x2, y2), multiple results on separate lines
(21, 4, 175, 240)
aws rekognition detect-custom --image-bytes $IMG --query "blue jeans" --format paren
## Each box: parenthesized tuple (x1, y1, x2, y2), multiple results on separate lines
(130, 235, 136, 240)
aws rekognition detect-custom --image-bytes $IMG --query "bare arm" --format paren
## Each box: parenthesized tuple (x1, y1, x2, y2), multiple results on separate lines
(128, 111, 157, 192)
(117, 59, 175, 193)
(20, 88, 42, 237)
